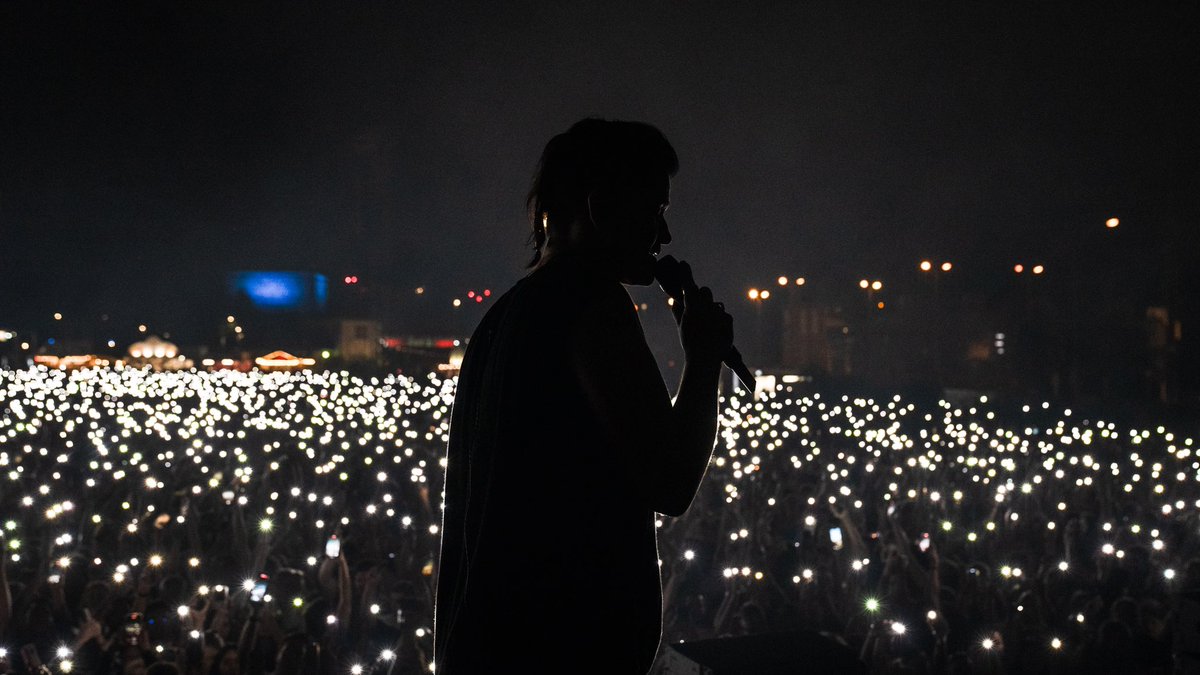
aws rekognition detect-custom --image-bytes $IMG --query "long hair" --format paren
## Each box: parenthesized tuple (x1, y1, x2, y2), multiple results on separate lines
(525, 118, 678, 267)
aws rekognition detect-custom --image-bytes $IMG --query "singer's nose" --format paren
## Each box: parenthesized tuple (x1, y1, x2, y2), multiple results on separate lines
(657, 217, 672, 247)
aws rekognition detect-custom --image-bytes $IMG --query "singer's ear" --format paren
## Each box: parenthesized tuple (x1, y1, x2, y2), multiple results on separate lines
(584, 188, 613, 230)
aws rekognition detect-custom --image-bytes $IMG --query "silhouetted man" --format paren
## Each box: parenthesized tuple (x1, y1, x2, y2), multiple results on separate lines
(434, 119, 732, 674)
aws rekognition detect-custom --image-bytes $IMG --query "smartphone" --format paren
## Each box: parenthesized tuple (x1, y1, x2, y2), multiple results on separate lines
(829, 527, 843, 550)
(250, 573, 269, 603)
(325, 534, 341, 558)
(125, 612, 144, 646)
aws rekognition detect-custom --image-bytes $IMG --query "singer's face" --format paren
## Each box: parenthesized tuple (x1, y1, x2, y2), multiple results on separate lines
(593, 172, 672, 285)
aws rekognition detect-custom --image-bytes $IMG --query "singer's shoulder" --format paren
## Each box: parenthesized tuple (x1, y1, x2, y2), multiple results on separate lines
(530, 257, 632, 307)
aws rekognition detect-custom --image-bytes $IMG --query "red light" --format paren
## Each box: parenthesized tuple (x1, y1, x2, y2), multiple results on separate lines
(475, 296, 483, 303)
(344, 276, 359, 284)
(483, 289, 491, 297)
(434, 339, 456, 349)
(467, 291, 475, 298)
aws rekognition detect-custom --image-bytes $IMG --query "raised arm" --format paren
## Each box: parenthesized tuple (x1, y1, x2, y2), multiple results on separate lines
(571, 279, 732, 517)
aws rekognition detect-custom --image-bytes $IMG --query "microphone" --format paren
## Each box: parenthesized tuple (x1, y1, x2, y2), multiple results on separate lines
(653, 255, 757, 391)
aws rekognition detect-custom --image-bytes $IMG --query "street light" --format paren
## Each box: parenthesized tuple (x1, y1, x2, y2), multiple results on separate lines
(1032, 265, 1044, 275)
(1014, 264, 1024, 274)
(940, 262, 953, 272)
(777, 276, 788, 286)
(748, 288, 760, 300)
(859, 279, 869, 289)
(795, 277, 806, 286)
(919, 260, 932, 272)
(870, 281, 882, 291)
(1106, 217, 1119, 229)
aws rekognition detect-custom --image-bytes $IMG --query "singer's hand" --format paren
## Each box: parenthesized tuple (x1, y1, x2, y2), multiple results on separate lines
(680, 281, 733, 365)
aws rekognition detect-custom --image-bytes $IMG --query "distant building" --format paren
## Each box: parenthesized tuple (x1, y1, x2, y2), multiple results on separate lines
(1146, 307, 1183, 404)
(339, 320, 382, 362)
(780, 305, 852, 376)
(127, 335, 193, 371)
(255, 350, 317, 371)
(31, 354, 116, 370)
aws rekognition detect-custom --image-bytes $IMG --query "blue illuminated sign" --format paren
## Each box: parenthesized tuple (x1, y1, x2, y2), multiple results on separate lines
(228, 272, 329, 312)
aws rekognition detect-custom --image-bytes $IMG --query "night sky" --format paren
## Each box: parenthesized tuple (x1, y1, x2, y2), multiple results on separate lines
(2, 3, 1197, 344)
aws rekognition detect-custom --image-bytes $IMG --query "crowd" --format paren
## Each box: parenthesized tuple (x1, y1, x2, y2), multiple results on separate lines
(0, 366, 1193, 673)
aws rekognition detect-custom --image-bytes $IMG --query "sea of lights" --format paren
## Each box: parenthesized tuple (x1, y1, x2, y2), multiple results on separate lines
(0, 366, 1193, 669)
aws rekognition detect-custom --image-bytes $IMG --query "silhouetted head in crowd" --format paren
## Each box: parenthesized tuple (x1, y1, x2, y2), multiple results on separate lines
(146, 662, 180, 675)
(275, 633, 321, 675)
(208, 645, 239, 675)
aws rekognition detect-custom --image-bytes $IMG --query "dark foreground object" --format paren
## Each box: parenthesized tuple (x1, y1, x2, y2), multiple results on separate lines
(668, 630, 867, 675)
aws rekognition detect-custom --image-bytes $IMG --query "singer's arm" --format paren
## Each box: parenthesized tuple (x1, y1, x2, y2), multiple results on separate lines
(571, 280, 724, 517)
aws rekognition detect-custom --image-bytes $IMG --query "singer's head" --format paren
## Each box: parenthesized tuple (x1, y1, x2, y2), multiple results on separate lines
(526, 118, 677, 285)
